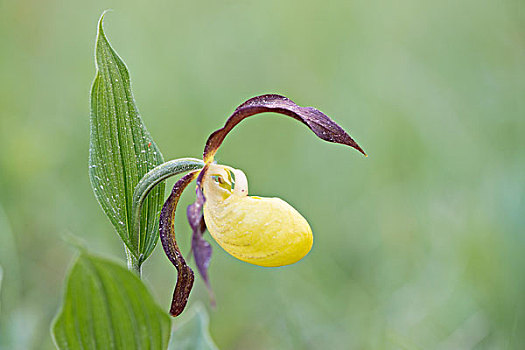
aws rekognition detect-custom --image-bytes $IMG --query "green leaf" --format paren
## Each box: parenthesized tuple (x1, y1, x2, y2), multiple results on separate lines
(169, 303, 219, 350)
(89, 12, 164, 262)
(52, 253, 171, 349)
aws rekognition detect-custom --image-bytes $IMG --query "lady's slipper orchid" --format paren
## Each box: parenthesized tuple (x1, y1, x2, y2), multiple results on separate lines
(159, 94, 365, 316)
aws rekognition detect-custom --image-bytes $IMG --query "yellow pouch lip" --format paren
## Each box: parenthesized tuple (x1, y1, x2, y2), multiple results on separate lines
(201, 164, 313, 267)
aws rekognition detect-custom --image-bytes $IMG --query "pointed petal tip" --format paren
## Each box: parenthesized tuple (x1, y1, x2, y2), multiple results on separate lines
(354, 145, 367, 157)
(209, 292, 216, 309)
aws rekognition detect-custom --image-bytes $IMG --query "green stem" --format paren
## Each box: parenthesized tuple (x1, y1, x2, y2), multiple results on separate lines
(128, 158, 205, 271)
(126, 246, 142, 277)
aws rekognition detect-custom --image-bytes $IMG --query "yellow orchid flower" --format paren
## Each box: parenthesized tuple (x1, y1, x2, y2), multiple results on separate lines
(202, 163, 313, 267)
(159, 94, 365, 316)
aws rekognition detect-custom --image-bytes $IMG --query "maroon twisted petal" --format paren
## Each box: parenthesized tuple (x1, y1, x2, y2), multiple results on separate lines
(203, 94, 366, 162)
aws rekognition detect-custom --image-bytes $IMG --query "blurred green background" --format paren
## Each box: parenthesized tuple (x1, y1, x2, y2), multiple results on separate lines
(1, 0, 524, 349)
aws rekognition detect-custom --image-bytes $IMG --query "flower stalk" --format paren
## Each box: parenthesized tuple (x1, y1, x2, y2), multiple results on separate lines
(125, 246, 142, 276)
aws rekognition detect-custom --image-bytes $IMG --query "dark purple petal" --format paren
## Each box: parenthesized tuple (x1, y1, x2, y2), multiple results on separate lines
(159, 170, 199, 317)
(187, 185, 211, 287)
(189, 214, 209, 273)
(203, 94, 366, 162)
(186, 165, 215, 303)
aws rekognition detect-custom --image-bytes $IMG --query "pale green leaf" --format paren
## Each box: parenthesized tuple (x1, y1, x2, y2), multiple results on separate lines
(169, 303, 219, 350)
(52, 253, 171, 349)
(89, 12, 164, 261)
